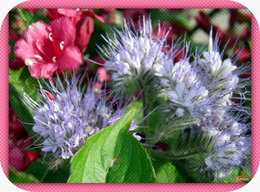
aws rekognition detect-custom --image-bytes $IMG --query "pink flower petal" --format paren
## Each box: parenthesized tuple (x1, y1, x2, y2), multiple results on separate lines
(29, 63, 58, 79)
(57, 46, 82, 71)
(75, 16, 94, 52)
(24, 21, 49, 45)
(14, 39, 35, 61)
(14, 17, 83, 79)
(57, 8, 80, 17)
(49, 17, 76, 47)
(15, 21, 53, 63)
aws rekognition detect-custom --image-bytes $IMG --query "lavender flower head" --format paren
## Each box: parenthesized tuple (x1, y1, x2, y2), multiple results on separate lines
(99, 17, 172, 96)
(23, 73, 138, 159)
(161, 58, 210, 120)
(204, 115, 251, 180)
(159, 29, 248, 126)
(156, 45, 212, 132)
(198, 30, 239, 106)
(198, 32, 251, 180)
(152, 27, 250, 181)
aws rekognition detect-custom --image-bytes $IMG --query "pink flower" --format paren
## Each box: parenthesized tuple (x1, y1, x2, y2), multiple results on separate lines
(47, 8, 82, 26)
(97, 67, 110, 82)
(9, 108, 41, 172)
(153, 23, 174, 45)
(46, 9, 104, 53)
(9, 57, 25, 70)
(9, 145, 41, 172)
(9, 108, 27, 140)
(14, 17, 82, 79)
(47, 8, 104, 25)
(234, 48, 251, 62)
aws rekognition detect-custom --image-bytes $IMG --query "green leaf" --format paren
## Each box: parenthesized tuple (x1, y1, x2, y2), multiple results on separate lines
(150, 152, 186, 183)
(9, 166, 39, 183)
(9, 68, 40, 136)
(68, 108, 156, 183)
(26, 158, 71, 183)
(105, 134, 155, 183)
(9, 68, 40, 90)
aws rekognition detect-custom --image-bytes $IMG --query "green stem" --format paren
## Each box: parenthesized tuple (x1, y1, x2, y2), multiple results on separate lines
(151, 149, 208, 160)
(137, 79, 150, 139)
(40, 167, 51, 183)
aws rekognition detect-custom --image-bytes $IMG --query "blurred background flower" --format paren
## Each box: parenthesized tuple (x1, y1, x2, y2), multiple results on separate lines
(9, 108, 41, 172)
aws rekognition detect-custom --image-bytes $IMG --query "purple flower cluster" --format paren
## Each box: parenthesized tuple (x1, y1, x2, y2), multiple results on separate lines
(99, 18, 172, 95)
(160, 32, 250, 180)
(99, 18, 251, 181)
(204, 115, 250, 180)
(23, 73, 138, 159)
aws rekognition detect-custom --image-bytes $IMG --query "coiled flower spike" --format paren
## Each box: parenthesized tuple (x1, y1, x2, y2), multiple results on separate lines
(99, 17, 173, 96)
(23, 72, 139, 160)
(150, 27, 251, 181)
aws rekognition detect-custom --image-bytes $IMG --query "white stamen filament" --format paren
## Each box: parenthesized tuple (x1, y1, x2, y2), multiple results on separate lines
(60, 41, 65, 50)
(52, 56, 56, 62)
(36, 39, 41, 51)
(49, 33, 53, 42)
(34, 54, 43, 60)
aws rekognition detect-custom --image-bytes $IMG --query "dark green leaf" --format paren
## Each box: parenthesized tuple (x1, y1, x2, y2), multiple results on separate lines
(85, 20, 112, 58)
(68, 108, 156, 183)
(26, 158, 71, 183)
(9, 166, 39, 183)
(9, 68, 40, 136)
(25, 158, 48, 181)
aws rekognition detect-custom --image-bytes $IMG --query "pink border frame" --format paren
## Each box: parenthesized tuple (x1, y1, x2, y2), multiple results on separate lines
(1, 0, 259, 191)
